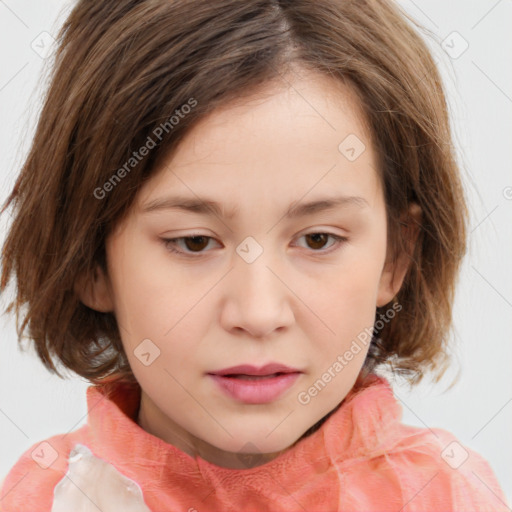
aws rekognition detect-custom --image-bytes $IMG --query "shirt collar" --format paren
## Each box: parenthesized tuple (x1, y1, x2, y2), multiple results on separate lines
(85, 372, 402, 497)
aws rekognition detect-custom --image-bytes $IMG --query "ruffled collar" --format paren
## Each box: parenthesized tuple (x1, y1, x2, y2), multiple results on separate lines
(84, 372, 403, 506)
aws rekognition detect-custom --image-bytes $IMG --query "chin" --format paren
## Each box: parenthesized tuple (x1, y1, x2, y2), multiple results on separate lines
(207, 425, 302, 460)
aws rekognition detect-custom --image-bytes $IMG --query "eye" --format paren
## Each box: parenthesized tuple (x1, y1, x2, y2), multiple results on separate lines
(161, 232, 348, 257)
(295, 232, 348, 252)
(162, 235, 220, 256)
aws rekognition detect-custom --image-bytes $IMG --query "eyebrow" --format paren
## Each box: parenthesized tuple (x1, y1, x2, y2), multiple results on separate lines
(141, 194, 369, 219)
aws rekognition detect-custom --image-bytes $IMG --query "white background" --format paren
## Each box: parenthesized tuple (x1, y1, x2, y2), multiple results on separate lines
(0, 0, 511, 507)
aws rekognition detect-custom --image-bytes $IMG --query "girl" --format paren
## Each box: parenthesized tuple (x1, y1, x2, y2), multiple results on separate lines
(0, 0, 509, 510)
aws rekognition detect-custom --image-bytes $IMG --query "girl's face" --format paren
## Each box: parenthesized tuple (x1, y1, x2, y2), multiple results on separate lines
(88, 71, 409, 468)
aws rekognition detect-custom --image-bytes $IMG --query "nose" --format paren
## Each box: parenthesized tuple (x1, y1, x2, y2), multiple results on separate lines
(220, 249, 295, 339)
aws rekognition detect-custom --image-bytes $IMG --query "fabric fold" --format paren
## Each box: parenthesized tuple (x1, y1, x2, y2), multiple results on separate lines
(1, 372, 509, 512)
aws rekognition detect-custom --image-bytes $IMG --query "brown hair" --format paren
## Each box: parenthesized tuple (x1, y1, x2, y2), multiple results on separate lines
(0, 0, 468, 389)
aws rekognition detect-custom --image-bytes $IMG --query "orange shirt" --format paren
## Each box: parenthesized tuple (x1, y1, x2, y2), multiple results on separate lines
(1, 373, 509, 511)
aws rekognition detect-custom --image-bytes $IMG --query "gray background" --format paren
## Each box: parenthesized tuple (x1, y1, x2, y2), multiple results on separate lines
(0, 0, 511, 506)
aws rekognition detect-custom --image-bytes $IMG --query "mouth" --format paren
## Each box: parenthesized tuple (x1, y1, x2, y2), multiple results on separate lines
(207, 363, 302, 404)
(219, 373, 292, 380)
(208, 363, 301, 377)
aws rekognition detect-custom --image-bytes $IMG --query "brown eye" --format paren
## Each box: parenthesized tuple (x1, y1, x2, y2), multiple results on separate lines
(296, 232, 348, 253)
(183, 236, 210, 252)
(304, 233, 329, 250)
(162, 235, 219, 256)
(163, 232, 347, 258)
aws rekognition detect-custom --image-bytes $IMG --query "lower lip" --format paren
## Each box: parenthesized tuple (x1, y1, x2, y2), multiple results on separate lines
(208, 373, 301, 404)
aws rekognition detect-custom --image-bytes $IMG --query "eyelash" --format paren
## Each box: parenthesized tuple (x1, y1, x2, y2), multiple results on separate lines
(161, 232, 348, 258)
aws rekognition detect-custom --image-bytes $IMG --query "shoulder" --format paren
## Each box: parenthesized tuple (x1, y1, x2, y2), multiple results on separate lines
(334, 376, 510, 510)
(377, 425, 510, 511)
(0, 426, 88, 512)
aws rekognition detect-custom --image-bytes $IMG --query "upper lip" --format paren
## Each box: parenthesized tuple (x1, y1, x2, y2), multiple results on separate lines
(208, 363, 301, 376)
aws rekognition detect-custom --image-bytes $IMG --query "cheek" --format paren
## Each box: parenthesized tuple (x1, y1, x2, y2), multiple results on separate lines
(108, 238, 211, 363)
(106, 234, 173, 336)
(306, 234, 385, 345)
(342, 224, 387, 298)
(313, 279, 377, 351)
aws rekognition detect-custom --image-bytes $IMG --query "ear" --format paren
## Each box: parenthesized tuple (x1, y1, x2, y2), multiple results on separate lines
(74, 264, 114, 313)
(377, 203, 422, 308)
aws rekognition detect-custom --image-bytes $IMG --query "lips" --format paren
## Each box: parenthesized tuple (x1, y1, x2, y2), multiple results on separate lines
(207, 363, 302, 404)
(208, 363, 301, 377)
(225, 374, 281, 380)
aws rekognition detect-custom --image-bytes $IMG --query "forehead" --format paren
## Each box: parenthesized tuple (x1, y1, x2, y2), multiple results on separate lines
(136, 70, 381, 213)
